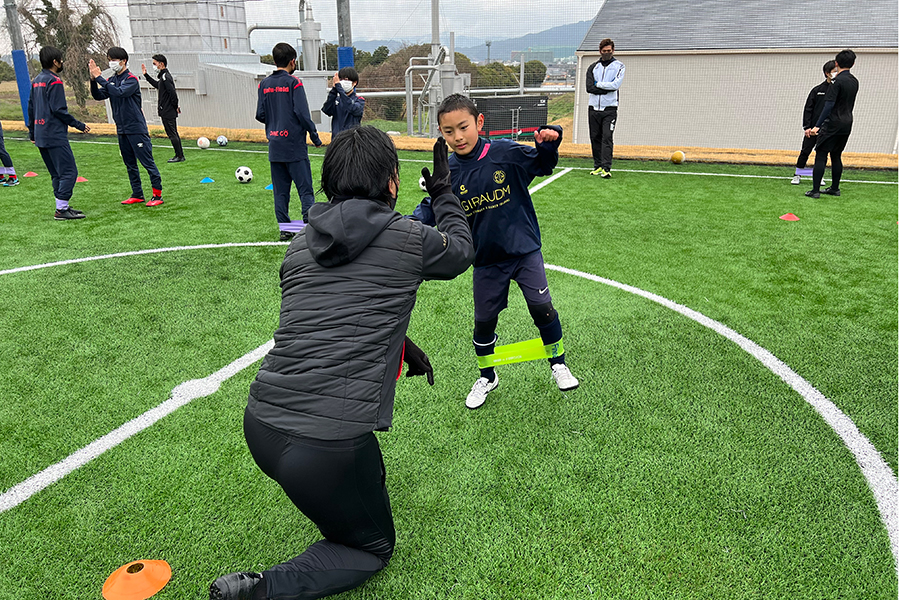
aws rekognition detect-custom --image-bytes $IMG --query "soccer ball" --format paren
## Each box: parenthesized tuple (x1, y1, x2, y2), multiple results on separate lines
(217, 135, 228, 146)
(197, 136, 210, 149)
(671, 150, 686, 164)
(235, 166, 253, 183)
(419, 175, 428, 192)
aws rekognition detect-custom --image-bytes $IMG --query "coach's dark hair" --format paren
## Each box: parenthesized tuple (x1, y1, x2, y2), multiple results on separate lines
(822, 60, 836, 75)
(321, 126, 400, 205)
(152, 54, 168, 66)
(272, 43, 297, 68)
(39, 46, 63, 69)
(835, 49, 856, 69)
(598, 38, 615, 51)
(338, 66, 359, 83)
(437, 93, 479, 124)
(107, 47, 129, 62)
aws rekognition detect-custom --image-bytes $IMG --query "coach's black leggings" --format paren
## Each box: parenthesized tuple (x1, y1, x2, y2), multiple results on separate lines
(243, 410, 395, 600)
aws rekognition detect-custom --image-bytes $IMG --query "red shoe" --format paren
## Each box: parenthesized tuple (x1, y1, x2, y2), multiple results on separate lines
(146, 198, 164, 207)
(122, 197, 145, 205)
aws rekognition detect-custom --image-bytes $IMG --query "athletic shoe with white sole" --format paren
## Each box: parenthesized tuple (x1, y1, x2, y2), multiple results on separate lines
(54, 208, 86, 220)
(465, 374, 499, 409)
(551, 364, 579, 391)
(590, 167, 604, 176)
(209, 572, 264, 600)
(790, 175, 801, 185)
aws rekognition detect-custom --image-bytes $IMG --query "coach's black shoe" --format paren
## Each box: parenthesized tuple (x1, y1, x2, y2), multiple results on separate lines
(209, 572, 264, 600)
(54, 208, 86, 220)
(804, 190, 820, 199)
(822, 186, 841, 196)
(279, 231, 295, 242)
(168, 155, 185, 163)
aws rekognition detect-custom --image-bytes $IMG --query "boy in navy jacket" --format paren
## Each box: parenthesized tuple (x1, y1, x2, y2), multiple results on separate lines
(28, 46, 91, 220)
(437, 94, 579, 409)
(89, 47, 164, 206)
(322, 67, 365, 136)
(256, 43, 323, 241)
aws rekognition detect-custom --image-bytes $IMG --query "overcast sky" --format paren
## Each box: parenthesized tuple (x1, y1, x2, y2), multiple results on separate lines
(94, 0, 599, 53)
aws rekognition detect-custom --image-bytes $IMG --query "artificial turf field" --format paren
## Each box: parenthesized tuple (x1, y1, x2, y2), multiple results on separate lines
(0, 134, 896, 599)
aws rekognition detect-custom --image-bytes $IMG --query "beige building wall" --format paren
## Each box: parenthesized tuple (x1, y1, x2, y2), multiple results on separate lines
(574, 49, 898, 155)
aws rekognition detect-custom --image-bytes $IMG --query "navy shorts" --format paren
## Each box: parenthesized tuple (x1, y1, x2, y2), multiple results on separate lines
(473, 250, 552, 322)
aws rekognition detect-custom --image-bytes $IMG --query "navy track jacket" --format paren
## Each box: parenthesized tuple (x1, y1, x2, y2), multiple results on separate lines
(321, 85, 365, 136)
(28, 70, 87, 147)
(448, 127, 562, 268)
(90, 69, 149, 134)
(256, 70, 322, 162)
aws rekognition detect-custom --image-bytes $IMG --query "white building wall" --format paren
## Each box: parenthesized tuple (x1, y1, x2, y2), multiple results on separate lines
(574, 49, 898, 155)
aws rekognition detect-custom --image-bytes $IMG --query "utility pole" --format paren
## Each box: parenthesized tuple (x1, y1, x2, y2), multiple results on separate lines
(336, 0, 353, 68)
(4, 0, 31, 123)
(485, 40, 491, 64)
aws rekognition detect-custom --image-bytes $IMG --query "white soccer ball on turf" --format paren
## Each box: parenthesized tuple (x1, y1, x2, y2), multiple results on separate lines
(235, 166, 253, 183)
(419, 175, 428, 192)
(197, 136, 210, 149)
(217, 135, 228, 146)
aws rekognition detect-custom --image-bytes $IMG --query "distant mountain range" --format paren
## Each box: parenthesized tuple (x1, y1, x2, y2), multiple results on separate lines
(348, 20, 592, 62)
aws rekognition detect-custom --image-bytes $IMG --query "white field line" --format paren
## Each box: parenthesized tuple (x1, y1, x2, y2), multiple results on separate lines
(8, 137, 894, 184)
(529, 167, 573, 194)
(544, 263, 899, 570)
(0, 339, 274, 513)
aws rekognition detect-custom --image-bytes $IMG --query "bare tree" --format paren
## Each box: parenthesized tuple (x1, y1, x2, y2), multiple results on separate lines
(18, 0, 118, 107)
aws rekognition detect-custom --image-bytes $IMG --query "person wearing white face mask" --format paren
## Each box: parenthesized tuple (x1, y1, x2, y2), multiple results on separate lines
(142, 54, 184, 163)
(790, 60, 836, 186)
(89, 47, 164, 206)
(322, 66, 365, 136)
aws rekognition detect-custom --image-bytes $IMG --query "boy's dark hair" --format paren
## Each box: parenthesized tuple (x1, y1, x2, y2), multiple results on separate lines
(152, 54, 168, 66)
(39, 46, 63, 69)
(598, 38, 615, 51)
(436, 93, 479, 125)
(835, 49, 856, 69)
(272, 43, 297, 68)
(107, 47, 129, 62)
(338, 66, 359, 83)
(822, 60, 836, 75)
(321, 126, 400, 205)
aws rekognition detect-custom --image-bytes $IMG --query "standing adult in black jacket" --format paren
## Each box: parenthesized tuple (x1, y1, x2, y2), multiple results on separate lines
(142, 55, 184, 163)
(209, 128, 474, 600)
(791, 60, 835, 185)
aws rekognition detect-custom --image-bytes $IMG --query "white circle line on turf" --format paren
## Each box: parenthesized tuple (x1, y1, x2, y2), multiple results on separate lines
(0, 245, 896, 572)
(9, 137, 895, 184)
(544, 263, 898, 571)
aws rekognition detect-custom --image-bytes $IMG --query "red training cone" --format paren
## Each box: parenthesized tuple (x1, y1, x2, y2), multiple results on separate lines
(24, 171, 38, 177)
(76, 176, 88, 182)
(779, 213, 800, 221)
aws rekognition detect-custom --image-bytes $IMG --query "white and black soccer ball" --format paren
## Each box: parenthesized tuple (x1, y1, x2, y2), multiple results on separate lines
(235, 166, 253, 183)
(217, 135, 228, 146)
(419, 175, 428, 192)
(197, 136, 210, 149)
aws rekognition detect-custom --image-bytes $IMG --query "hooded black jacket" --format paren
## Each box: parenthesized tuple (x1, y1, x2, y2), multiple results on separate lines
(247, 192, 474, 440)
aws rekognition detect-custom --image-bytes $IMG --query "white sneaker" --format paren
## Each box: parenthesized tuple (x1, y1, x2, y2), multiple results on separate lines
(465, 374, 499, 409)
(820, 178, 827, 188)
(551, 364, 579, 391)
(790, 175, 801, 185)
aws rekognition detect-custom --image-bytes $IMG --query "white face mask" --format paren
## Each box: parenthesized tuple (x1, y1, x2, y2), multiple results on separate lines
(152, 65, 160, 73)
(340, 80, 354, 93)
(830, 71, 839, 79)
(109, 60, 122, 72)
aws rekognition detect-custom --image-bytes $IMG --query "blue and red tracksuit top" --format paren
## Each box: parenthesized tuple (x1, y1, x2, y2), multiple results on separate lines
(321, 85, 365, 136)
(90, 69, 148, 135)
(28, 69, 86, 147)
(256, 70, 322, 163)
(448, 127, 562, 268)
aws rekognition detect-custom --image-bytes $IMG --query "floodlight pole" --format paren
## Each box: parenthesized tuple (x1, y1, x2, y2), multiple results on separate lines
(336, 0, 351, 48)
(4, 0, 31, 124)
(485, 41, 491, 64)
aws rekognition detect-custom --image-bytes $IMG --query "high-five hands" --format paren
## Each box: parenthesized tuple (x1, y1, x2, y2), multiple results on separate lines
(420, 137, 452, 198)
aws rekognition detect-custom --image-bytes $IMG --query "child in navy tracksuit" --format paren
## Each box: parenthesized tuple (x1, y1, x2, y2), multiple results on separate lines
(256, 42, 322, 241)
(28, 46, 91, 220)
(437, 93, 579, 409)
(89, 46, 163, 206)
(321, 67, 365, 136)
(0, 122, 19, 187)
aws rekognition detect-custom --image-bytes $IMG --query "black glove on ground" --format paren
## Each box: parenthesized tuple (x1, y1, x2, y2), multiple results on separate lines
(421, 137, 452, 199)
(403, 336, 434, 385)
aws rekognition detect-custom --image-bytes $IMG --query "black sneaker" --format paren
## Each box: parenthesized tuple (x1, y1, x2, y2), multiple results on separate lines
(822, 186, 841, 196)
(279, 231, 295, 241)
(168, 156, 185, 163)
(209, 572, 263, 600)
(804, 190, 820, 199)
(54, 208, 86, 220)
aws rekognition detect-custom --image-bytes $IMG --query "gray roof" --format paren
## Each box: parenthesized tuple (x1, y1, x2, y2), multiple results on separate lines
(578, 0, 898, 52)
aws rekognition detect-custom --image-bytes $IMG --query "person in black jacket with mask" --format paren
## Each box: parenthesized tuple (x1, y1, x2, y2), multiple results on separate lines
(209, 127, 474, 600)
(142, 55, 184, 163)
(790, 60, 836, 185)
